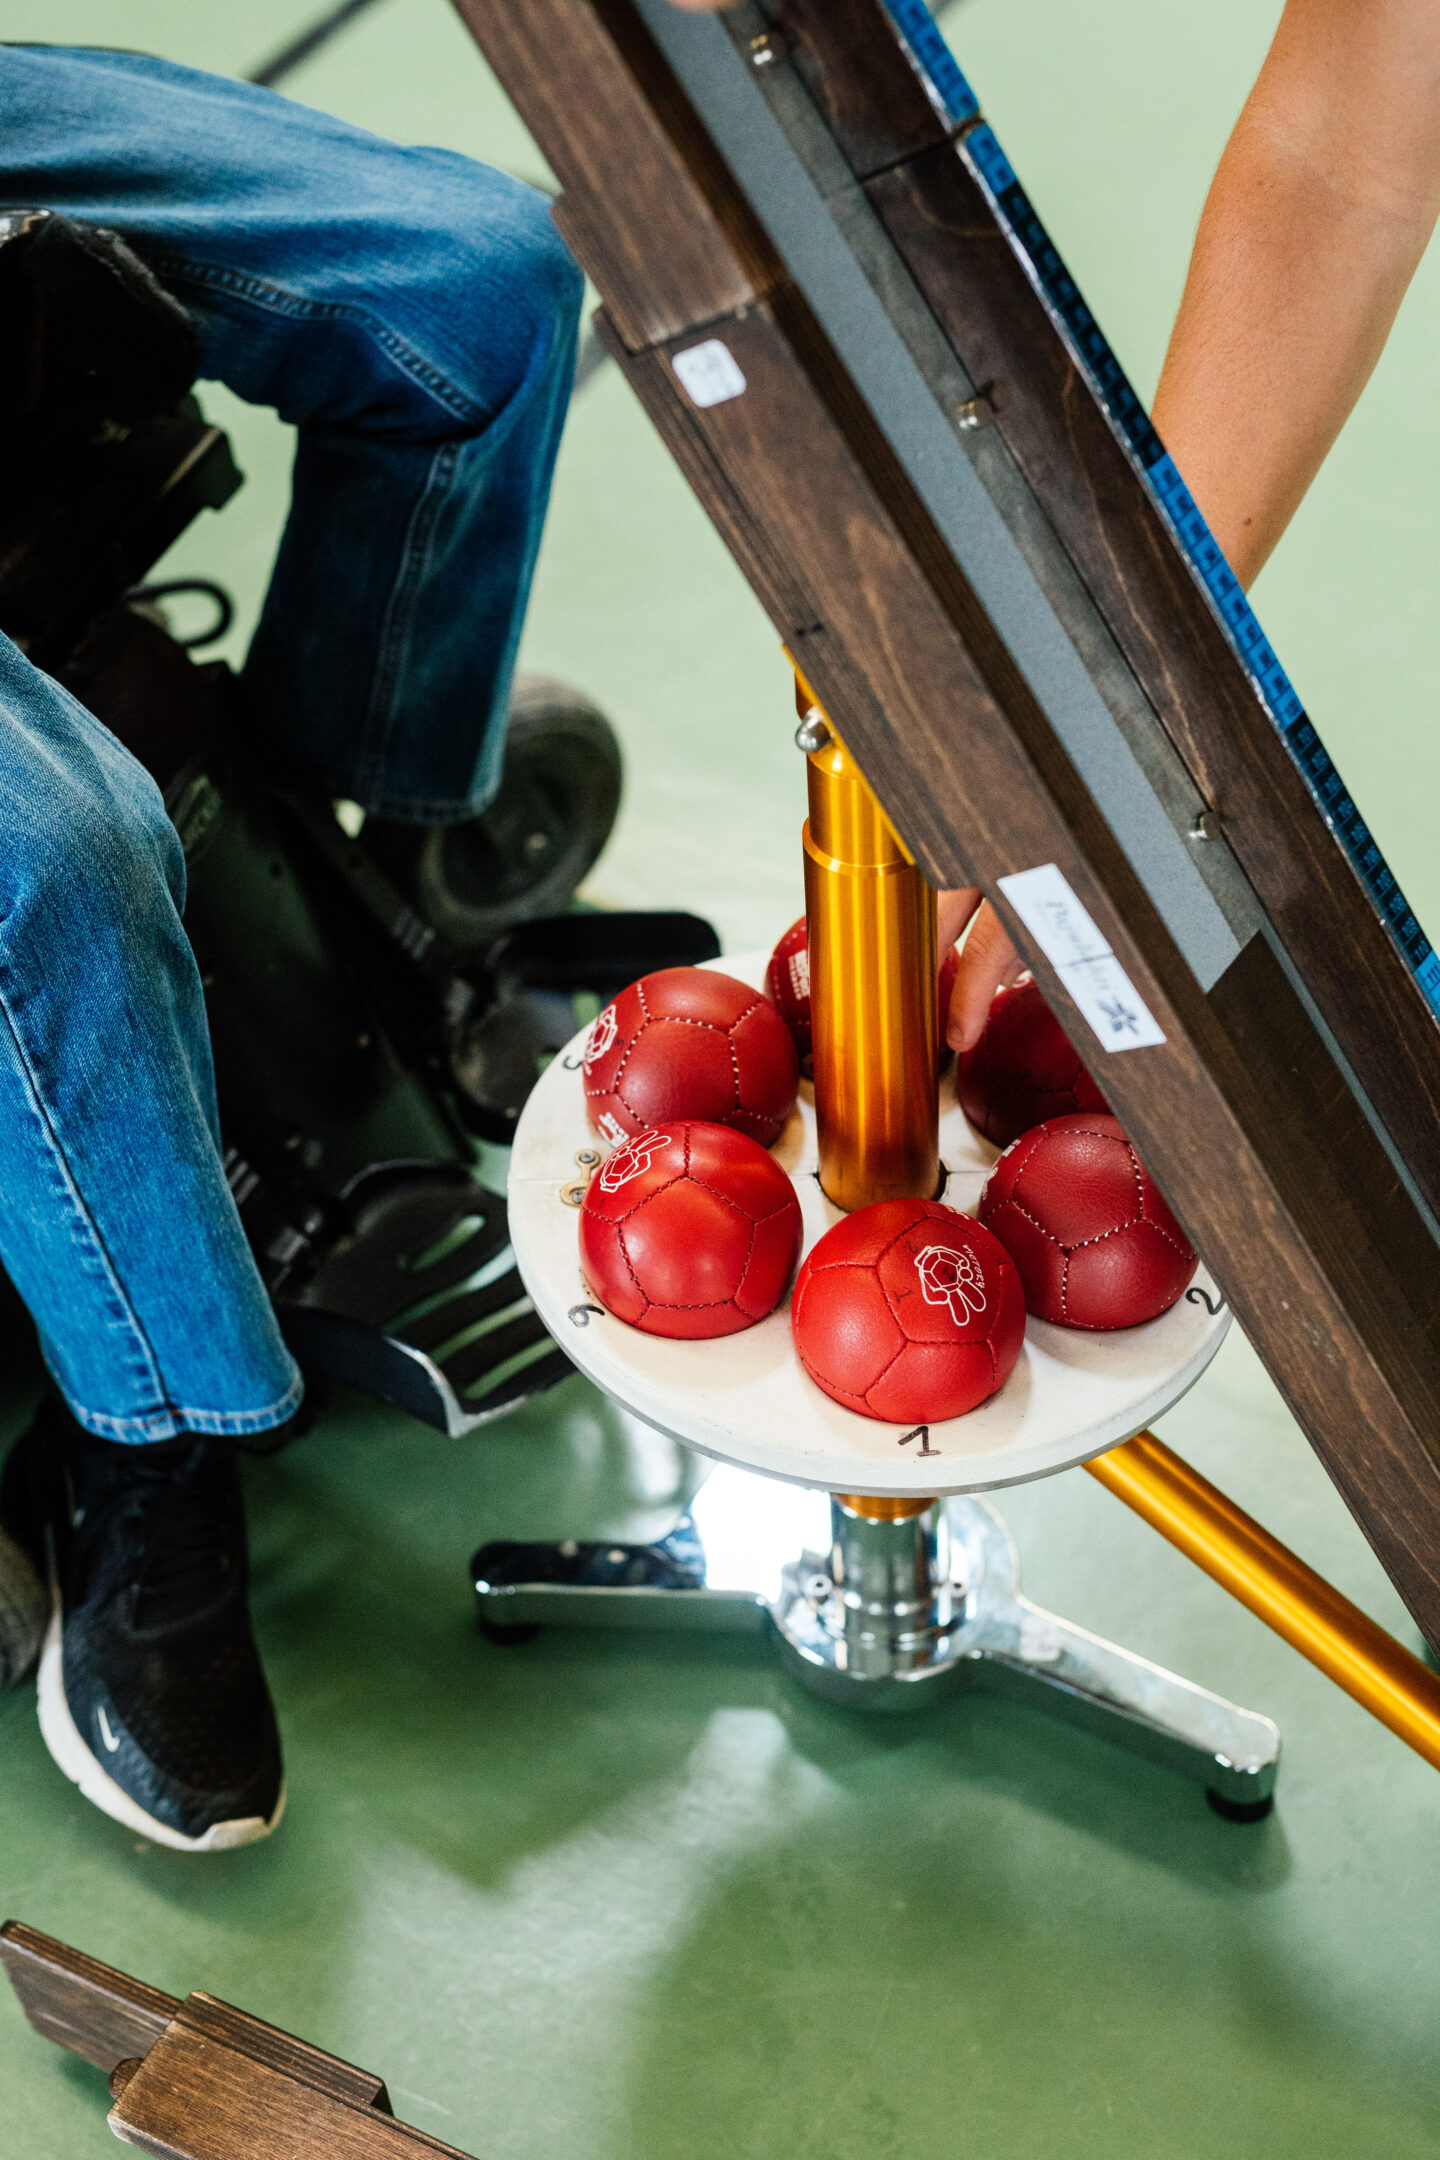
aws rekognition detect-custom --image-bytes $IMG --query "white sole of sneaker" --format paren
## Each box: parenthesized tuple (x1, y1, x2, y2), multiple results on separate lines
(35, 1602, 285, 1854)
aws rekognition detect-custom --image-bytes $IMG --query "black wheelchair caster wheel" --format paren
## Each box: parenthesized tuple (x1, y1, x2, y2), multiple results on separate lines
(1206, 1787, 1274, 1824)
(368, 677, 623, 948)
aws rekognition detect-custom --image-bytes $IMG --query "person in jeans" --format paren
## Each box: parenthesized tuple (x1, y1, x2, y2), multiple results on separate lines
(7, 0, 1428, 1855)
(0, 44, 584, 1851)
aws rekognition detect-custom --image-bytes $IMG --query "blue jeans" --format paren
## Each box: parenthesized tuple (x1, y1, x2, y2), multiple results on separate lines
(0, 48, 583, 1440)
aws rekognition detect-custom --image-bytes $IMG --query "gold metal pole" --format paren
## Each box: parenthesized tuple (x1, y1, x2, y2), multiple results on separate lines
(796, 671, 939, 1213)
(835, 1494, 935, 1521)
(788, 676, 1440, 1765)
(1088, 1430, 1440, 1771)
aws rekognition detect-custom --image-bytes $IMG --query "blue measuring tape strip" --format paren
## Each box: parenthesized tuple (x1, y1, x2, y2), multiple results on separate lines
(879, 0, 1440, 1017)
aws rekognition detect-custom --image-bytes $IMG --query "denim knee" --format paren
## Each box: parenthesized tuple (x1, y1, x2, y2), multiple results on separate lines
(0, 664, 183, 951)
(509, 191, 586, 356)
(439, 176, 584, 415)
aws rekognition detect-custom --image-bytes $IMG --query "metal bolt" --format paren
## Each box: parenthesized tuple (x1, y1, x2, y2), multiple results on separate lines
(1189, 808, 1221, 842)
(956, 380, 1003, 432)
(750, 30, 785, 66)
(795, 709, 832, 754)
(560, 1181, 588, 1208)
(574, 1148, 601, 1168)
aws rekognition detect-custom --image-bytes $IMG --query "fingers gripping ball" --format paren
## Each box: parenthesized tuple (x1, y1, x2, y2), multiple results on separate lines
(937, 945, 961, 1056)
(580, 1121, 803, 1339)
(584, 968, 799, 1147)
(766, 917, 961, 1074)
(956, 975, 1109, 1146)
(792, 1199, 1025, 1423)
(978, 1113, 1197, 1329)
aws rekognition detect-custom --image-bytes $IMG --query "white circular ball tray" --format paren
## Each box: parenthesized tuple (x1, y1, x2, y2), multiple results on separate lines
(508, 954, 1228, 1496)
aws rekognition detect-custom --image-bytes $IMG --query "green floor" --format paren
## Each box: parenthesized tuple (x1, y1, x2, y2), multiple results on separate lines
(4, 2, 1440, 2153)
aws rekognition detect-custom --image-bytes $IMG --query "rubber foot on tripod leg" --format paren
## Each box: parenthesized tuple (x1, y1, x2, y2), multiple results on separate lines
(1206, 1787, 1274, 1824)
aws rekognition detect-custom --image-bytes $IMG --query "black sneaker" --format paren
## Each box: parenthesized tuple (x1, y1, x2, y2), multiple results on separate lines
(0, 1521, 44, 1689)
(0, 1397, 284, 1852)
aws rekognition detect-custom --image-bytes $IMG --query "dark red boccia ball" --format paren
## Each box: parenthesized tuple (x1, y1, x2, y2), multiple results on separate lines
(957, 975, 1109, 1147)
(766, 916, 961, 1075)
(580, 1120, 803, 1340)
(978, 1113, 1197, 1329)
(766, 917, 813, 1070)
(791, 1198, 1025, 1423)
(583, 967, 799, 1148)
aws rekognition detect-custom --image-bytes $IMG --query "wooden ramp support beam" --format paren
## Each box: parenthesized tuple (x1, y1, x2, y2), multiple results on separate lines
(0, 1922, 484, 2160)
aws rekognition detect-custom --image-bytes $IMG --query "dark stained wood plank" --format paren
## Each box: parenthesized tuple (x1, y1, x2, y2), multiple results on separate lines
(0, 1920, 176, 2075)
(2, 1931, 421, 2151)
(450, 0, 778, 351)
(179, 1994, 392, 2117)
(110, 2020, 474, 2160)
(592, 308, 829, 644)
(1204, 933, 1440, 1575)
(861, 139, 1440, 1228)
(767, 0, 953, 176)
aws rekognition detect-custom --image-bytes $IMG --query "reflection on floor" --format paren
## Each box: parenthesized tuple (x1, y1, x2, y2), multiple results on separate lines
(3, 1, 1440, 2155)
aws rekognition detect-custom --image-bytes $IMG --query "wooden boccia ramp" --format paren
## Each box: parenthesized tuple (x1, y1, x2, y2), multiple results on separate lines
(440, 0, 1440, 1808)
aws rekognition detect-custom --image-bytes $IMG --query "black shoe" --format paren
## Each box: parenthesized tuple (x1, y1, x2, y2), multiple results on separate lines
(0, 1397, 284, 1851)
(0, 1521, 44, 1690)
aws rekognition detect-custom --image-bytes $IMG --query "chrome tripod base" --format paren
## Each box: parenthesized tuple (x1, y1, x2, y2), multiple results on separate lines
(473, 1464, 1279, 1814)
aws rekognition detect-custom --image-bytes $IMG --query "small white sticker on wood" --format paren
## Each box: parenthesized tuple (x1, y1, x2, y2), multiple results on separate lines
(997, 863, 1166, 1053)
(671, 339, 747, 409)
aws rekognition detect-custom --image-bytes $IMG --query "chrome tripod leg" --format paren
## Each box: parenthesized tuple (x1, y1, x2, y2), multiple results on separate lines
(472, 1464, 1280, 1813)
(946, 1502, 1279, 1812)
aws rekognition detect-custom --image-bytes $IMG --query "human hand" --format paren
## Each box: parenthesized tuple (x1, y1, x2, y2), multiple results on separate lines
(937, 889, 1023, 1053)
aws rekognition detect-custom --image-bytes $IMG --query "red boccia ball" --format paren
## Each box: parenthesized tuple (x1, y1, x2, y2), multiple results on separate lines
(956, 975, 1109, 1147)
(583, 967, 799, 1148)
(791, 1198, 1025, 1423)
(978, 1113, 1197, 1329)
(766, 917, 813, 1069)
(580, 1120, 803, 1339)
(766, 916, 961, 1075)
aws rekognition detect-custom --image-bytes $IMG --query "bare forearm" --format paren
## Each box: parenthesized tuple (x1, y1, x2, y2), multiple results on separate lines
(1154, 0, 1440, 588)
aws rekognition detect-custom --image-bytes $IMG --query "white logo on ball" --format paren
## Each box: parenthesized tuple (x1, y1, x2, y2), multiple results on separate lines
(584, 1004, 619, 1068)
(914, 1242, 988, 1325)
(598, 1130, 673, 1192)
(596, 1112, 627, 1147)
(789, 948, 810, 1001)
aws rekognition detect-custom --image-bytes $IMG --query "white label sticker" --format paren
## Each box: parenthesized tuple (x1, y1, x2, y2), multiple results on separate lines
(997, 863, 1166, 1053)
(671, 339, 747, 409)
